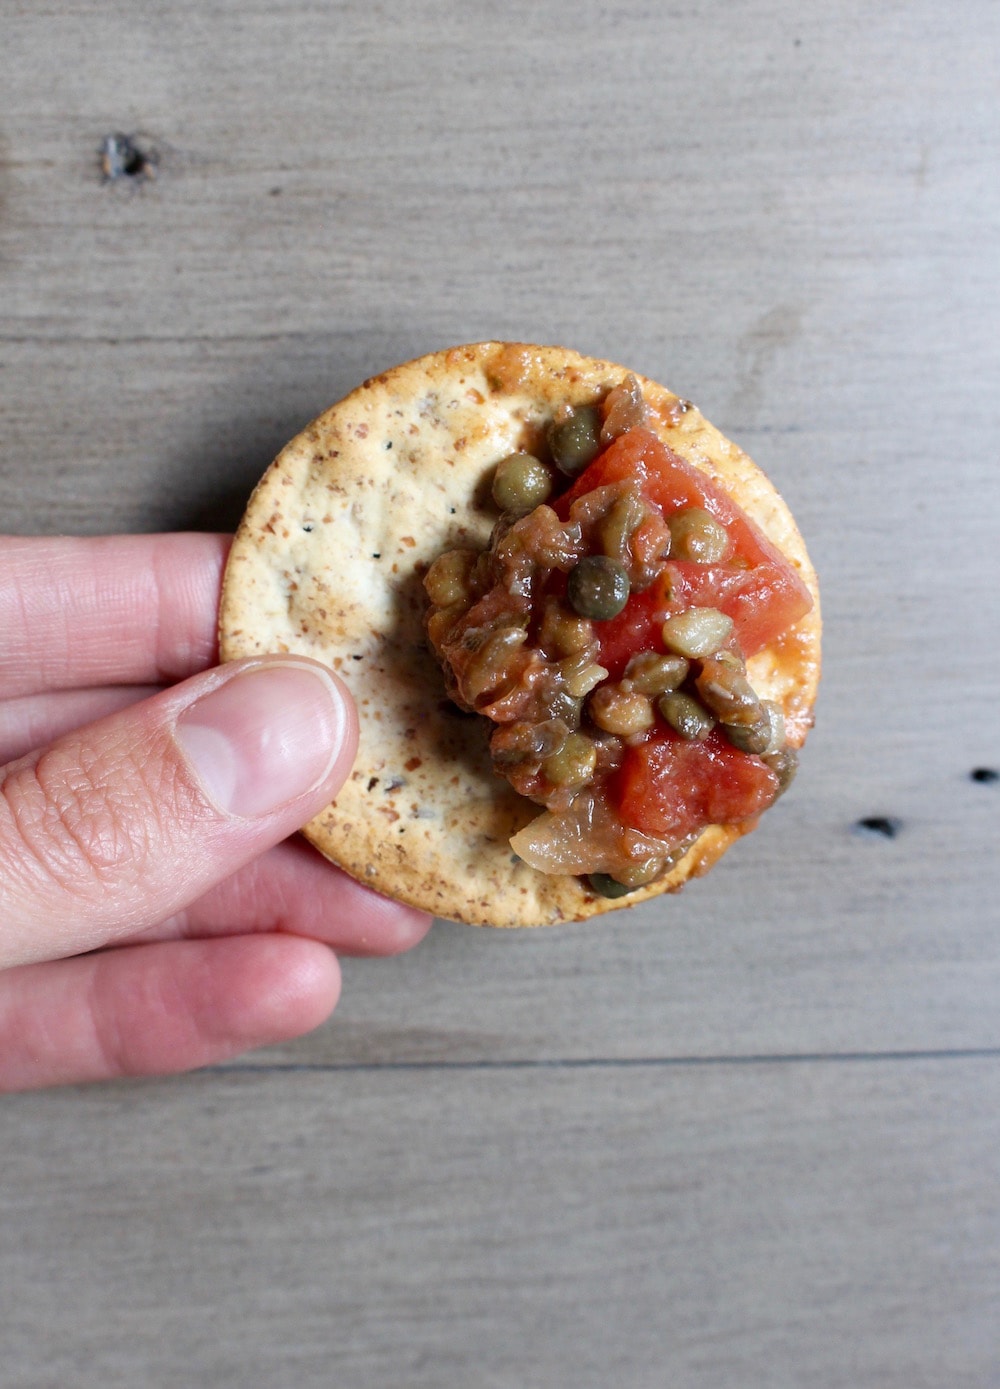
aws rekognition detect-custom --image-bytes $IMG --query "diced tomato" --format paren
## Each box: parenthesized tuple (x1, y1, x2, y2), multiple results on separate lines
(593, 583, 666, 680)
(555, 428, 811, 662)
(615, 729, 780, 840)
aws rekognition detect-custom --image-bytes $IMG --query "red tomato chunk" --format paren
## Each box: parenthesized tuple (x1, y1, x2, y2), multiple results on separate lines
(616, 729, 780, 841)
(557, 429, 812, 671)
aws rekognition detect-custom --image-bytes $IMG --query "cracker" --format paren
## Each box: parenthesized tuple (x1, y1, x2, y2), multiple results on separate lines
(219, 343, 821, 926)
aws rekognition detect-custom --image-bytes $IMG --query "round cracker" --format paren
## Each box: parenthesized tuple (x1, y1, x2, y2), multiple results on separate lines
(219, 342, 821, 926)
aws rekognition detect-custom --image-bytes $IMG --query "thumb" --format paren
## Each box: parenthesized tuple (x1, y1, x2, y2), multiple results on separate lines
(0, 657, 358, 968)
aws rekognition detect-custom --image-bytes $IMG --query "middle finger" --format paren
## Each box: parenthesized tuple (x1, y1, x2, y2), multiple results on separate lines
(122, 838, 434, 959)
(0, 685, 161, 765)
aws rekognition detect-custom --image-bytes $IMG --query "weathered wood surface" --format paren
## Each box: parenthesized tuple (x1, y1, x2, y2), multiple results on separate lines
(2, 0, 999, 1384)
(5, 1061, 1000, 1389)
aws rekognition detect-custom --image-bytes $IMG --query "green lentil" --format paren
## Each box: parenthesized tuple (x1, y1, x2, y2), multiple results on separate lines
(464, 623, 527, 702)
(423, 548, 477, 609)
(624, 651, 690, 695)
(722, 713, 772, 755)
(540, 598, 595, 657)
(589, 684, 656, 737)
(560, 654, 608, 698)
(657, 691, 715, 741)
(660, 607, 734, 658)
(597, 491, 646, 561)
(695, 658, 762, 727)
(567, 556, 631, 621)
(587, 873, 635, 898)
(490, 718, 568, 766)
(543, 732, 598, 787)
(763, 746, 799, 795)
(548, 405, 602, 475)
(668, 507, 731, 563)
(491, 453, 553, 516)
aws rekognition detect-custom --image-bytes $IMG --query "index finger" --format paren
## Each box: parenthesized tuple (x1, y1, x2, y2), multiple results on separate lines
(0, 534, 229, 698)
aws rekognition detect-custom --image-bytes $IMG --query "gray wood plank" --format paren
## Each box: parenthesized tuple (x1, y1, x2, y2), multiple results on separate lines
(2, 1, 997, 353)
(1, 3, 999, 1386)
(3, 1058, 999, 1389)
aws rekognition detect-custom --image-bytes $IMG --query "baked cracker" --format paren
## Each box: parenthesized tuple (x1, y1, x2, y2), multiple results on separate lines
(219, 342, 821, 926)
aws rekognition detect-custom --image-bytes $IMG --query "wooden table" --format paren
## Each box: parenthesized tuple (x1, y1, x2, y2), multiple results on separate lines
(3, 2, 999, 1383)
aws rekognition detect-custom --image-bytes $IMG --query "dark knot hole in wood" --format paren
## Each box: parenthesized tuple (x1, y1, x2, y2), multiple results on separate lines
(100, 133, 156, 183)
(854, 816, 902, 840)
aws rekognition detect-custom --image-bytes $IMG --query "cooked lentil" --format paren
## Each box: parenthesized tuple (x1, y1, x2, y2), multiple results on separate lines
(492, 452, 553, 516)
(721, 712, 773, 755)
(567, 556, 631, 621)
(423, 548, 478, 609)
(763, 746, 798, 794)
(668, 507, 731, 563)
(548, 405, 602, 475)
(589, 684, 656, 737)
(587, 873, 635, 898)
(560, 656, 609, 698)
(600, 374, 648, 442)
(490, 719, 568, 768)
(543, 732, 598, 787)
(623, 651, 689, 695)
(657, 691, 715, 741)
(661, 607, 734, 658)
(695, 657, 762, 726)
(597, 490, 646, 562)
(539, 597, 595, 657)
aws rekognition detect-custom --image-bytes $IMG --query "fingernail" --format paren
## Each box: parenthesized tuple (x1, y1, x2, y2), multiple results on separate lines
(176, 662, 350, 818)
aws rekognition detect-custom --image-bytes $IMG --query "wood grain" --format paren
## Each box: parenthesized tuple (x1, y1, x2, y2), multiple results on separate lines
(4, 1061, 1000, 1388)
(1, 0, 999, 1382)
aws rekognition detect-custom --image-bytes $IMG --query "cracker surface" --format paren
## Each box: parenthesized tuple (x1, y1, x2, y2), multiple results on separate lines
(219, 342, 820, 926)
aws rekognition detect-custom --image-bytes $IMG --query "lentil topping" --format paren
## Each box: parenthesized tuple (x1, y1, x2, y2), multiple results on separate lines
(423, 377, 815, 898)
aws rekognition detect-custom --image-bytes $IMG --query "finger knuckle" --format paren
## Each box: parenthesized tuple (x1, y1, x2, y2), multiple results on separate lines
(0, 737, 183, 899)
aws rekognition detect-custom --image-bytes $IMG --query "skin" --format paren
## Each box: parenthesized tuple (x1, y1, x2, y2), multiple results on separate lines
(0, 534, 432, 1091)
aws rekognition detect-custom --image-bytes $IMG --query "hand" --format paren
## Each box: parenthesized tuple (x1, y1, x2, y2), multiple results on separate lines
(0, 534, 431, 1091)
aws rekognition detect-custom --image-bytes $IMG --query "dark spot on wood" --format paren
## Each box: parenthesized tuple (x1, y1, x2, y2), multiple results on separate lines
(854, 816, 902, 839)
(99, 133, 156, 183)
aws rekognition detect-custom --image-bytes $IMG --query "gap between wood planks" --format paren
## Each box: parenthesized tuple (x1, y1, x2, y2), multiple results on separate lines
(215, 1047, 1000, 1074)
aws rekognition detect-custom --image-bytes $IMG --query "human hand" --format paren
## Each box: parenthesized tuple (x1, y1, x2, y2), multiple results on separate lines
(0, 534, 431, 1091)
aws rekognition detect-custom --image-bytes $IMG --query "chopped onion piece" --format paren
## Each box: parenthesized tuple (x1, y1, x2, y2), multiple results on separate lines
(511, 791, 674, 878)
